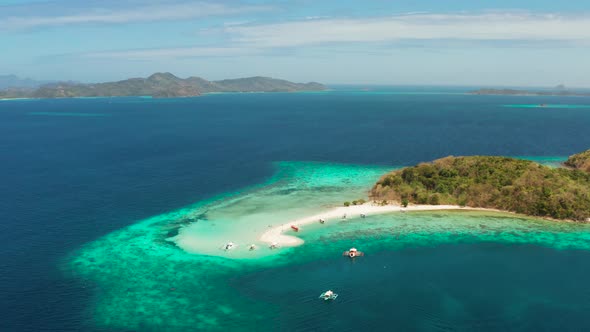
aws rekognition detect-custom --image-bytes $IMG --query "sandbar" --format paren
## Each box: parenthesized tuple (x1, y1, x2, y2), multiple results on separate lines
(259, 203, 502, 247)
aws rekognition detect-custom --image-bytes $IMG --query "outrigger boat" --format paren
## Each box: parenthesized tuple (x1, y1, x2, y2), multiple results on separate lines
(223, 242, 235, 251)
(343, 247, 364, 258)
(269, 242, 279, 249)
(319, 290, 338, 301)
(249, 244, 256, 251)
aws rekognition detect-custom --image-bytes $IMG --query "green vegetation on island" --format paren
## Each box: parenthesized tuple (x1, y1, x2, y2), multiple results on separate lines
(564, 149, 590, 173)
(0, 72, 326, 99)
(371, 155, 590, 221)
(0, 87, 32, 99)
(343, 199, 366, 207)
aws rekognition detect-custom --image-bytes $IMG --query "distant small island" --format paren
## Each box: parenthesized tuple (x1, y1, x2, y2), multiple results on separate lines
(0, 72, 326, 99)
(470, 88, 590, 97)
(370, 151, 590, 222)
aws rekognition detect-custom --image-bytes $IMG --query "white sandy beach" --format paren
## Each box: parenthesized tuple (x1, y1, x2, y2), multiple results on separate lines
(259, 203, 501, 247)
(0, 98, 34, 101)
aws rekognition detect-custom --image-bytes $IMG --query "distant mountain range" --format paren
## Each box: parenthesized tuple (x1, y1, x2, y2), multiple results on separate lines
(0, 73, 326, 99)
(470, 88, 590, 97)
(0, 74, 54, 89)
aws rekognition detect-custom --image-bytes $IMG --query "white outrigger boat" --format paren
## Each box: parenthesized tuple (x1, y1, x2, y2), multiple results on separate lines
(343, 247, 364, 258)
(319, 290, 338, 301)
(223, 242, 235, 251)
(269, 242, 279, 249)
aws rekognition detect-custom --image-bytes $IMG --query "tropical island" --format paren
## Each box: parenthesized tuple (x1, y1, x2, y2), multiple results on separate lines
(253, 150, 590, 250)
(0, 72, 325, 99)
(370, 152, 590, 222)
(470, 87, 590, 97)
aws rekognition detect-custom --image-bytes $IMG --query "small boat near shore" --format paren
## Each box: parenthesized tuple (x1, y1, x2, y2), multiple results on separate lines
(291, 225, 299, 232)
(319, 290, 338, 301)
(343, 247, 364, 258)
(223, 242, 235, 251)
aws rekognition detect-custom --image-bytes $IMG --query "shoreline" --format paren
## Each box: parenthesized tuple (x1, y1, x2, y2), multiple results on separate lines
(259, 203, 506, 247)
(0, 97, 35, 101)
(0, 90, 326, 101)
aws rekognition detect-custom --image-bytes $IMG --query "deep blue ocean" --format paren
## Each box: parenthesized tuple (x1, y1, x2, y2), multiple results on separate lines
(2, 87, 590, 331)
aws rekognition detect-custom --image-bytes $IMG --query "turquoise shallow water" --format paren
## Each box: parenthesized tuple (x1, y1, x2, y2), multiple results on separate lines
(68, 161, 590, 331)
(172, 162, 392, 258)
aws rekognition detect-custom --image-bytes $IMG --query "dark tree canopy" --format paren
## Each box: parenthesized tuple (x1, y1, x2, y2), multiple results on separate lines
(371, 155, 590, 221)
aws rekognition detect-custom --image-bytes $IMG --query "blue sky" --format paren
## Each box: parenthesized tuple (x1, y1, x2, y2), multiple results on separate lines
(2, 0, 590, 86)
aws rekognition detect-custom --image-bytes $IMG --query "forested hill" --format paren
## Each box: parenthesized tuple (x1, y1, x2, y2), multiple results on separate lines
(565, 149, 590, 173)
(371, 155, 590, 221)
(1, 72, 326, 99)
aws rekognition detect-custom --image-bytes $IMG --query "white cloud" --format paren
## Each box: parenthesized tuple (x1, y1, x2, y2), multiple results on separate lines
(81, 12, 590, 60)
(225, 13, 590, 47)
(85, 46, 261, 60)
(0, 2, 273, 29)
